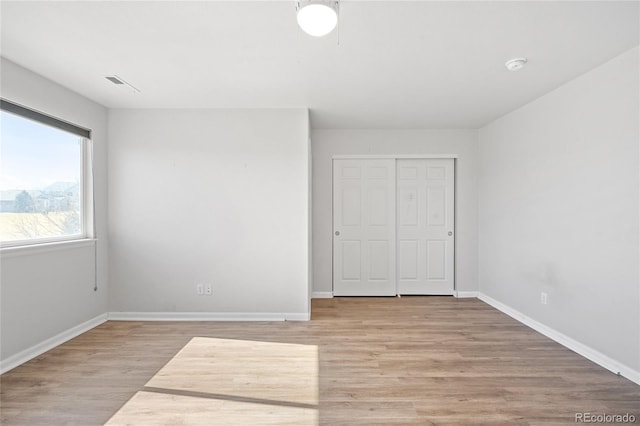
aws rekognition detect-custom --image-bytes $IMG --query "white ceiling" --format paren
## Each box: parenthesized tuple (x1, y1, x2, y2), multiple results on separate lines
(1, 1, 638, 129)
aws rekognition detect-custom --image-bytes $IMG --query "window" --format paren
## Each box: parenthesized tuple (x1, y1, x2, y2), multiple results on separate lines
(0, 99, 92, 247)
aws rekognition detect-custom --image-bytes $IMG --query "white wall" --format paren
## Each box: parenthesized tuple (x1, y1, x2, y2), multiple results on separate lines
(311, 130, 478, 295)
(478, 47, 639, 372)
(0, 58, 109, 362)
(108, 109, 310, 318)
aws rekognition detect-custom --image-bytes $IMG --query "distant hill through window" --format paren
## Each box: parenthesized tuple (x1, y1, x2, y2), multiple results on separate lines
(0, 109, 85, 244)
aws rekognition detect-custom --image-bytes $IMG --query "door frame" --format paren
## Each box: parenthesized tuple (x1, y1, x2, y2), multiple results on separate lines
(332, 154, 460, 297)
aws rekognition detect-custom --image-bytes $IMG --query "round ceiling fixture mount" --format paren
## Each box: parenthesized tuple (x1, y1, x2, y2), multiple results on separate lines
(297, 0, 339, 37)
(505, 57, 528, 71)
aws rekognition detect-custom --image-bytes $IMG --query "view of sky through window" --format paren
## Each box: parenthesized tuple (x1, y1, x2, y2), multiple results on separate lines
(0, 110, 83, 242)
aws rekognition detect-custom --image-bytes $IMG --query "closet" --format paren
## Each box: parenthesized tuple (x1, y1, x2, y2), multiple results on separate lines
(333, 158, 455, 296)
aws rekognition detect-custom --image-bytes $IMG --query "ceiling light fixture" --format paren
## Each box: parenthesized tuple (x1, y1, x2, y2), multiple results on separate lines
(505, 58, 528, 71)
(297, 0, 339, 37)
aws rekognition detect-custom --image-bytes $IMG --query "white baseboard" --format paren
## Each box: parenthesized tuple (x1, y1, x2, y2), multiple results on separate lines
(317, 291, 478, 298)
(0, 310, 311, 373)
(283, 312, 310, 321)
(454, 291, 479, 298)
(478, 293, 640, 386)
(0, 313, 108, 375)
(311, 291, 334, 299)
(107, 312, 310, 322)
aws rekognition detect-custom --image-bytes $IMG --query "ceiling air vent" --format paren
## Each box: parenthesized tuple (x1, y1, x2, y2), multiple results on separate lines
(105, 75, 141, 93)
(105, 76, 125, 85)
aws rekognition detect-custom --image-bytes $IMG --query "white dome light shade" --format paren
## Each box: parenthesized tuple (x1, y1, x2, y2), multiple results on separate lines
(297, 2, 338, 37)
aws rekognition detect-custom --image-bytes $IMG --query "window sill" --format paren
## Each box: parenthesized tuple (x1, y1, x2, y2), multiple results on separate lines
(0, 238, 96, 259)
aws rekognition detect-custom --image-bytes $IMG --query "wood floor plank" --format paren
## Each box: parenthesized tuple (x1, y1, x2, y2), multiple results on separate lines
(1, 297, 638, 425)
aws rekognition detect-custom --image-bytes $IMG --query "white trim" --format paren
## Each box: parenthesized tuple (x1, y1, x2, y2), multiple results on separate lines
(0, 313, 108, 374)
(454, 291, 479, 298)
(332, 154, 458, 159)
(399, 291, 455, 296)
(478, 293, 640, 386)
(311, 291, 334, 299)
(333, 291, 397, 296)
(0, 238, 96, 259)
(85, 137, 97, 240)
(107, 312, 310, 322)
(284, 312, 310, 321)
(0, 310, 310, 373)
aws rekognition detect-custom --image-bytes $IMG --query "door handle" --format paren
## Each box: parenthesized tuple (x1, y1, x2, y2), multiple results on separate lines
(448, 231, 453, 236)
(335, 231, 340, 236)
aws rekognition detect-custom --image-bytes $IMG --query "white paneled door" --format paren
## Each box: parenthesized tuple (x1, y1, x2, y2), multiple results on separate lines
(333, 159, 396, 296)
(397, 159, 455, 294)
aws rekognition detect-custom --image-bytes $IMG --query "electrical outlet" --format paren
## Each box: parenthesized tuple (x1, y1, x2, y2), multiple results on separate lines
(196, 284, 204, 295)
(205, 284, 213, 296)
(541, 292, 548, 305)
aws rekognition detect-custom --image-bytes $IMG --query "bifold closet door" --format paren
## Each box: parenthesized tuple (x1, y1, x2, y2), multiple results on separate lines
(397, 159, 455, 295)
(333, 159, 396, 296)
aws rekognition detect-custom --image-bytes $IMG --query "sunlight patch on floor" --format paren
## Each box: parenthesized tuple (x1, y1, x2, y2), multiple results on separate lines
(105, 390, 317, 425)
(104, 337, 318, 425)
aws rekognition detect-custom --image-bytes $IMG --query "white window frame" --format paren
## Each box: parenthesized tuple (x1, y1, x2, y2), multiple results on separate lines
(0, 99, 95, 249)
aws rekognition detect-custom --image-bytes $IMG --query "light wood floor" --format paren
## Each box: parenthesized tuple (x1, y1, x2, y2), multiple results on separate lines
(1, 297, 638, 425)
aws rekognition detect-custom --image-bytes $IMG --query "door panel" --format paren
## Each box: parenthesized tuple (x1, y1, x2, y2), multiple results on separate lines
(333, 159, 396, 296)
(369, 241, 390, 280)
(341, 187, 361, 226)
(426, 240, 447, 280)
(367, 187, 388, 225)
(398, 189, 418, 225)
(398, 240, 418, 280)
(426, 187, 446, 226)
(397, 159, 454, 295)
(341, 241, 361, 280)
